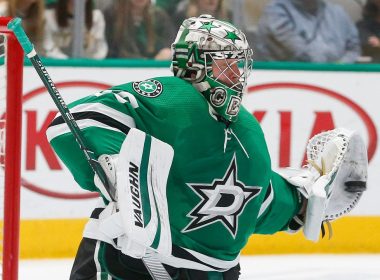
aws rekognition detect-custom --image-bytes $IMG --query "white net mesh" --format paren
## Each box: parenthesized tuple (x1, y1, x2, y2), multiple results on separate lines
(306, 129, 348, 175)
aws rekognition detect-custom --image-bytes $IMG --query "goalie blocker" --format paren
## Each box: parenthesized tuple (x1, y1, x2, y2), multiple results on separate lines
(86, 128, 174, 260)
(280, 128, 368, 241)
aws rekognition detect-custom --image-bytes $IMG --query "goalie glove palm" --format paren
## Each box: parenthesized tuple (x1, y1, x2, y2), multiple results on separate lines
(280, 128, 368, 241)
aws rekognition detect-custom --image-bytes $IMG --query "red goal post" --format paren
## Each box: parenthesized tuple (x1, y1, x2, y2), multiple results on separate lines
(0, 17, 23, 280)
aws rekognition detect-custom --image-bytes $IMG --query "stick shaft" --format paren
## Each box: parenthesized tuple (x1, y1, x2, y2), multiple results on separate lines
(8, 18, 116, 200)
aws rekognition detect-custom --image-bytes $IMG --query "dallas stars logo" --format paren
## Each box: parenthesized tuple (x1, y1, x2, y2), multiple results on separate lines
(132, 79, 163, 98)
(182, 155, 262, 238)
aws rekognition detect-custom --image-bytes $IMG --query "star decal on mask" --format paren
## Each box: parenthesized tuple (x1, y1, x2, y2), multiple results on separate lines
(199, 21, 219, 32)
(182, 155, 262, 238)
(224, 30, 241, 43)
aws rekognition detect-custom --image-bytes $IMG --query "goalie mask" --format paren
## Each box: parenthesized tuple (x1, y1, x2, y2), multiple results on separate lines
(171, 14, 253, 123)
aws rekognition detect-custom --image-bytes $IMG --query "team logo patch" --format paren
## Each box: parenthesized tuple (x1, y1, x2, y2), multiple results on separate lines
(182, 155, 262, 238)
(132, 79, 163, 97)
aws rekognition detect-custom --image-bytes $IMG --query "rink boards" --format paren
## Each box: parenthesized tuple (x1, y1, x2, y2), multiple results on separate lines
(19, 216, 380, 258)
(18, 61, 380, 258)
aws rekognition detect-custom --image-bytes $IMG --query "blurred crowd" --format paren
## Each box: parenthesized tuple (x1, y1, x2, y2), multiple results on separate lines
(1, 0, 380, 63)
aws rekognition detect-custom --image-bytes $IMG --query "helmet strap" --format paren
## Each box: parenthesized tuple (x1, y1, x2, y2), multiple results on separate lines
(193, 81, 211, 93)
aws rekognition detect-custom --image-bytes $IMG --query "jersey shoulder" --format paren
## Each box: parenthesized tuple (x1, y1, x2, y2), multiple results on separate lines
(110, 76, 199, 99)
(238, 105, 263, 132)
(110, 76, 207, 116)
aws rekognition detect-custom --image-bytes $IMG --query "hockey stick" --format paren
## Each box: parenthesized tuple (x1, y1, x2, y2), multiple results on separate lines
(8, 18, 171, 280)
(7, 18, 116, 202)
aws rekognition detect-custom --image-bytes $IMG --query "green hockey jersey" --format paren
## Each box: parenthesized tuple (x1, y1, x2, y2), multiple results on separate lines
(47, 76, 301, 271)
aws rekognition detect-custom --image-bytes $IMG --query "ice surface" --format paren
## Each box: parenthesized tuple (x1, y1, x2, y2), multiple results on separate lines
(19, 254, 380, 280)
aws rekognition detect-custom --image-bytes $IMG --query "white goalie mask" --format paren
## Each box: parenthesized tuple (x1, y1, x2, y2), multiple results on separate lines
(171, 14, 253, 123)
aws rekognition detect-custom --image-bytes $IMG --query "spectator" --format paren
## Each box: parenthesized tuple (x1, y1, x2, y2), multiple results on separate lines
(255, 0, 361, 63)
(0, 0, 45, 52)
(43, 0, 108, 59)
(156, 0, 181, 17)
(0, 0, 7, 15)
(93, 0, 112, 12)
(104, 0, 175, 59)
(357, 0, 380, 62)
(174, 0, 232, 29)
(45, 0, 56, 9)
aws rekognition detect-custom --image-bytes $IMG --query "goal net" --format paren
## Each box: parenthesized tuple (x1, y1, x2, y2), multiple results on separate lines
(0, 17, 23, 280)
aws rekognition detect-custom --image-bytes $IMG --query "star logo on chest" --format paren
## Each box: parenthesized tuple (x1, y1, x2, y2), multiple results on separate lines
(182, 155, 262, 238)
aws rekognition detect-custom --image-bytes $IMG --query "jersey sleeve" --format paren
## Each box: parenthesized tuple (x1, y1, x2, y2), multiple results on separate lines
(254, 171, 302, 234)
(46, 90, 138, 192)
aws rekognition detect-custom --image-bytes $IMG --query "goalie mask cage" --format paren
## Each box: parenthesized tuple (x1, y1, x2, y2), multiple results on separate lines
(0, 17, 23, 280)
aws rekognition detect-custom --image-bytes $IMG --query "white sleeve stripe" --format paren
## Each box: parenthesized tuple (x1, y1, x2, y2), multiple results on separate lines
(46, 119, 134, 142)
(68, 102, 136, 127)
(113, 91, 139, 108)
